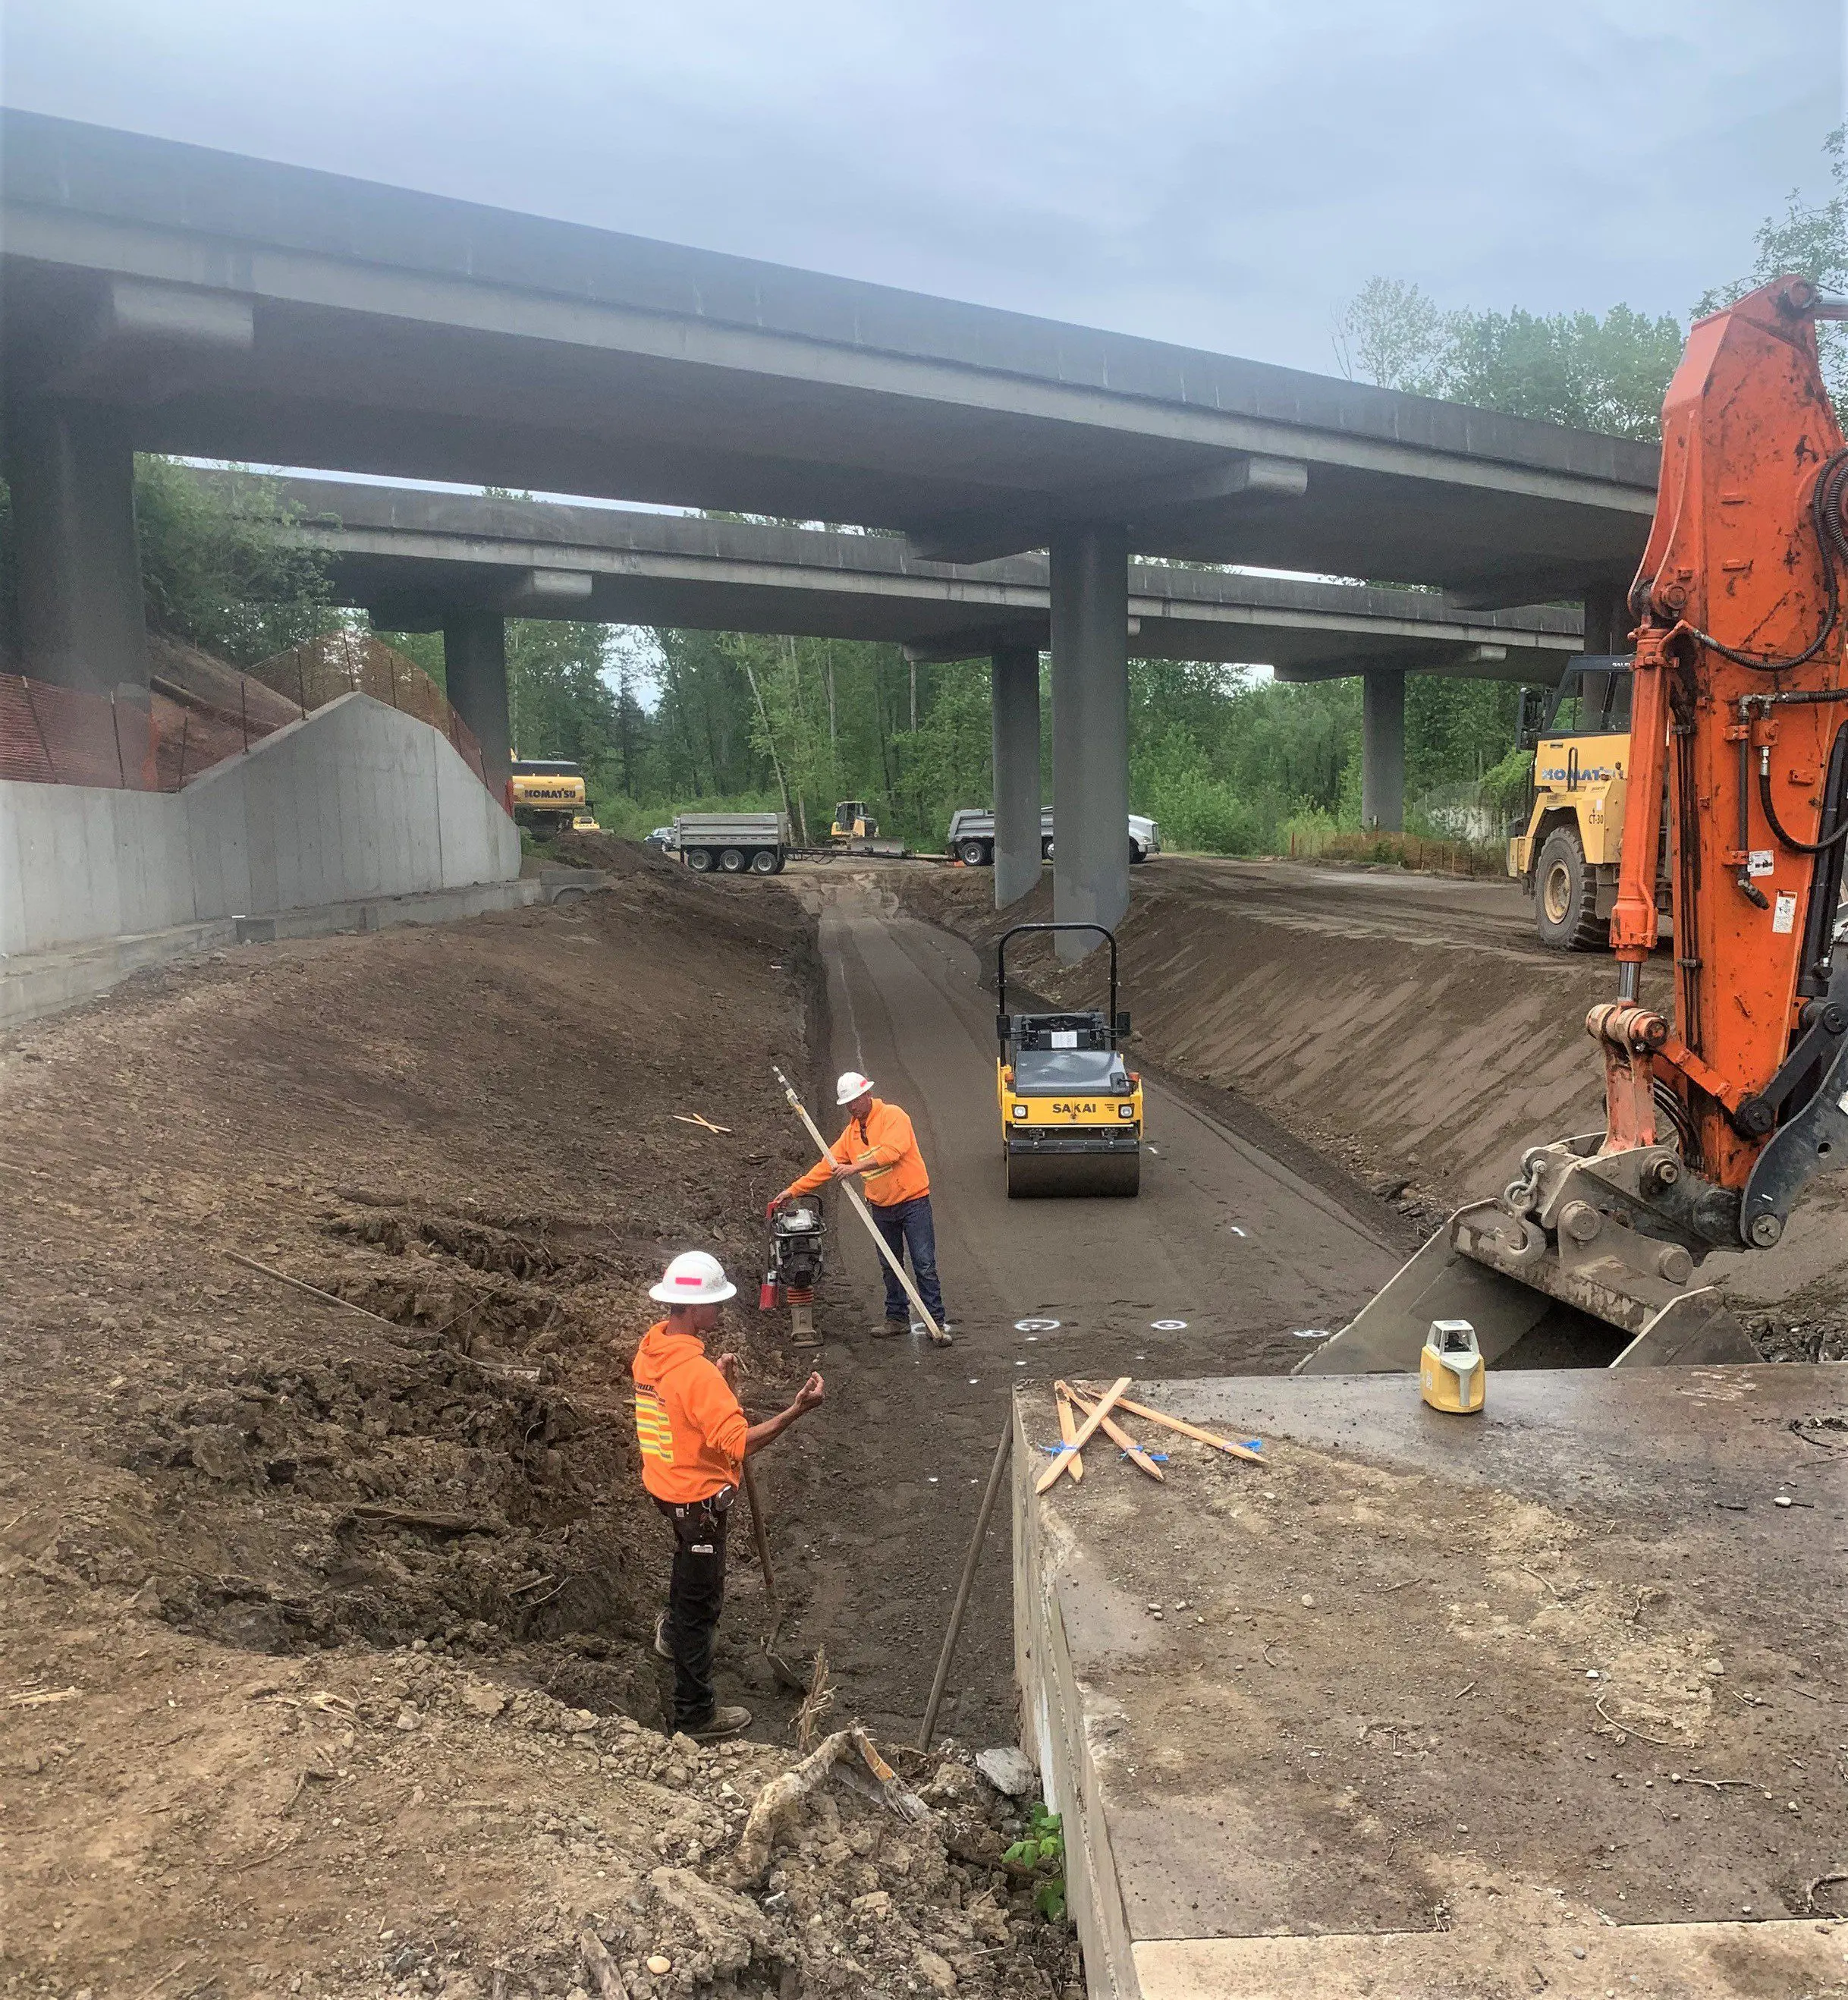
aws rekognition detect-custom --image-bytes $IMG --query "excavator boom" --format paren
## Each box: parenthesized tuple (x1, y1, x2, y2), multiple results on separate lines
(1309, 276, 1848, 1375)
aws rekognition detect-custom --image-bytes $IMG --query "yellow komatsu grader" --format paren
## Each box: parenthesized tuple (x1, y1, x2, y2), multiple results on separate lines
(995, 923, 1143, 1197)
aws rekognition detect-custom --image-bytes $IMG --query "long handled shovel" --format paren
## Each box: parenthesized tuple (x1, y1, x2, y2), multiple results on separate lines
(740, 1458, 806, 1692)
(772, 1066, 950, 1346)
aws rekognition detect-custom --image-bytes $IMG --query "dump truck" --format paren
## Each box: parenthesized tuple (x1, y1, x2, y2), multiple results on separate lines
(995, 922, 1142, 1197)
(507, 758, 590, 835)
(947, 807, 1160, 866)
(1506, 656, 1638, 950)
(674, 810, 790, 874)
(1312, 274, 1848, 1376)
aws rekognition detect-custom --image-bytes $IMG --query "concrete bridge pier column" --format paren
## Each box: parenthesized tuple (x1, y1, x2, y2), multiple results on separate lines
(1049, 523, 1130, 964)
(989, 643, 1042, 908)
(5, 401, 149, 696)
(1362, 668, 1406, 833)
(442, 611, 513, 798)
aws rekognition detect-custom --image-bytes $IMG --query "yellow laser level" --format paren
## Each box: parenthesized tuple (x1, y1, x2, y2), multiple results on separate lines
(1420, 1319, 1485, 1414)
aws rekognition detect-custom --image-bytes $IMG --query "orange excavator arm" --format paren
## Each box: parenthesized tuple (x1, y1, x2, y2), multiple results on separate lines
(1607, 275, 1848, 1243)
(1306, 277, 1848, 1375)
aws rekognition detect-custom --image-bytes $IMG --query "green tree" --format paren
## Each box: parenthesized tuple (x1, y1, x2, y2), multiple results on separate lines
(1334, 286, 1682, 439)
(1697, 125, 1846, 413)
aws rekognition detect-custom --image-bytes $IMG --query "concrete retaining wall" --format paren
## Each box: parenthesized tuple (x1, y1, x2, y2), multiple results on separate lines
(1, 693, 518, 958)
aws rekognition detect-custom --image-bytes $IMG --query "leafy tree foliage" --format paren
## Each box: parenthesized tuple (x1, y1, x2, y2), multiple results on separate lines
(1334, 284, 1681, 439)
(0, 458, 338, 668)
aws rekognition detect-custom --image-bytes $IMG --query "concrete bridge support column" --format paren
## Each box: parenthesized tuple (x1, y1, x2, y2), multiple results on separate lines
(442, 611, 513, 797)
(990, 643, 1042, 908)
(5, 401, 149, 695)
(1049, 524, 1130, 964)
(1362, 668, 1406, 833)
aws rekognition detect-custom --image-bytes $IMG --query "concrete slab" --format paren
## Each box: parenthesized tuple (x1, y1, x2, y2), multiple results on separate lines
(1014, 1369, 1848, 1999)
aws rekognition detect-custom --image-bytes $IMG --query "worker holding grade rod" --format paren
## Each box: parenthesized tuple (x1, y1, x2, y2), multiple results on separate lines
(768, 1070, 950, 1342)
(633, 1250, 823, 1741)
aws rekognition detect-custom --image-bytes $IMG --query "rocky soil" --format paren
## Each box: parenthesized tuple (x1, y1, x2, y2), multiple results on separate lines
(0, 841, 1077, 1998)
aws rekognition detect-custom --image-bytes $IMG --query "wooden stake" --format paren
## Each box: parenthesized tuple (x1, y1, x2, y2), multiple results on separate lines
(918, 1417, 1011, 1752)
(1035, 1376, 1132, 1493)
(1078, 1388, 1264, 1464)
(1062, 1381, 1164, 1482)
(772, 1065, 947, 1344)
(225, 1250, 399, 1328)
(1054, 1382, 1085, 1483)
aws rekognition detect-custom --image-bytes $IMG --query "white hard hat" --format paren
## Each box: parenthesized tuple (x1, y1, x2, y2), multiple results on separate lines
(836, 1069, 875, 1105)
(649, 1250, 737, 1305)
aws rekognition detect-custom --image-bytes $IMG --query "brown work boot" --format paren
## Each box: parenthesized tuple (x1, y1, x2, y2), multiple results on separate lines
(872, 1317, 910, 1338)
(688, 1703, 752, 1741)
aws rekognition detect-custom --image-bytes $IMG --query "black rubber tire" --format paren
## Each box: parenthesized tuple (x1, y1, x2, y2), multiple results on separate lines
(959, 839, 990, 866)
(718, 847, 747, 873)
(686, 847, 715, 873)
(1130, 838, 1146, 863)
(769, 854, 787, 875)
(1041, 838, 1054, 860)
(1534, 825, 1605, 951)
(749, 848, 777, 874)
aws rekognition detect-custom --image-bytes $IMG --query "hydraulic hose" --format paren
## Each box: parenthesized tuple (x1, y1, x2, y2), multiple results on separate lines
(1758, 744, 1848, 857)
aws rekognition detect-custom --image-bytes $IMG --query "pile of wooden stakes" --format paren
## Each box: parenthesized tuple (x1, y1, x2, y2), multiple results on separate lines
(1036, 1376, 1264, 1492)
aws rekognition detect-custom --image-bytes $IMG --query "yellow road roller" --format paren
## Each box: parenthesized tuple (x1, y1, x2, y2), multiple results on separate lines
(995, 923, 1142, 1197)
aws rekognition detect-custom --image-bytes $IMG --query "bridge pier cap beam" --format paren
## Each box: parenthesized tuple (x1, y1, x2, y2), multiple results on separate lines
(1362, 668, 1406, 834)
(442, 609, 513, 797)
(990, 643, 1043, 908)
(5, 400, 149, 696)
(1049, 524, 1130, 964)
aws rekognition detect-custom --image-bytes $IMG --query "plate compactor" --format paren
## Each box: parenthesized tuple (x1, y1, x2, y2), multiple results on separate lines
(759, 1203, 827, 1345)
(995, 923, 1143, 1197)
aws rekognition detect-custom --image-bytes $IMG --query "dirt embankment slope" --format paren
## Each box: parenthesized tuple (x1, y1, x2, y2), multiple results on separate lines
(0, 843, 1077, 2000)
(903, 858, 1848, 1350)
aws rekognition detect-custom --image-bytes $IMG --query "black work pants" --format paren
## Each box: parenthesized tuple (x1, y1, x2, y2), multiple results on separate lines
(655, 1489, 731, 1731)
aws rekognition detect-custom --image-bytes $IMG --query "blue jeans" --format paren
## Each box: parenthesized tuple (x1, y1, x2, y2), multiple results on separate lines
(871, 1193, 944, 1324)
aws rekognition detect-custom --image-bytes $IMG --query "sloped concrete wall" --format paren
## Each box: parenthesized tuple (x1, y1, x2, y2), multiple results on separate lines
(1, 693, 517, 956)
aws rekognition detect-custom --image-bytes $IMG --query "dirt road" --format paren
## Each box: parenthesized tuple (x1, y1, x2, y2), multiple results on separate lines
(769, 874, 1401, 1746)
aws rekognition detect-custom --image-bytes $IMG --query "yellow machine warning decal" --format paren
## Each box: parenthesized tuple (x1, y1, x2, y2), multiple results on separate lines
(635, 1387, 674, 1463)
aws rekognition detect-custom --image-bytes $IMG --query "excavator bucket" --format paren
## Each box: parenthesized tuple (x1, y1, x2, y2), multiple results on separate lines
(1005, 1138, 1141, 1199)
(1300, 1193, 1761, 1377)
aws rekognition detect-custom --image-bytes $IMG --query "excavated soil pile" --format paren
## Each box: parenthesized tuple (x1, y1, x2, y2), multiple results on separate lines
(0, 850, 1078, 1999)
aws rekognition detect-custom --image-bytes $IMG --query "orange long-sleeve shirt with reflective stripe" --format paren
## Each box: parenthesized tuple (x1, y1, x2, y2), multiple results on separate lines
(631, 1321, 748, 1503)
(781, 1098, 929, 1207)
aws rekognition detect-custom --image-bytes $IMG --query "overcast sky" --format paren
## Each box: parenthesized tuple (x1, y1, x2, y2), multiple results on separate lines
(5, 1, 1843, 373)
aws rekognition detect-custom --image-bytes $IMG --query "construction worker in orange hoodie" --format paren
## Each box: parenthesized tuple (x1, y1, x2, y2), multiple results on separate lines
(768, 1070, 951, 1345)
(633, 1250, 823, 1740)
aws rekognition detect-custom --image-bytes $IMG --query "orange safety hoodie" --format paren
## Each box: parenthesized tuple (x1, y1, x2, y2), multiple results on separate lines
(631, 1320, 748, 1504)
(782, 1098, 930, 1208)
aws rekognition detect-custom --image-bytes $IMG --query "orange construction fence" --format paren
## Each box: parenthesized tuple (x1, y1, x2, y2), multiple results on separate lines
(1, 634, 490, 797)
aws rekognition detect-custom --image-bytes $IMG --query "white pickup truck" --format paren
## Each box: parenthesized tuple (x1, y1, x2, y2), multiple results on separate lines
(946, 807, 1161, 867)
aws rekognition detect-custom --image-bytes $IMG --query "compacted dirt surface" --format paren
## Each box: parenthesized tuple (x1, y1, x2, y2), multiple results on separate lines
(902, 857, 1848, 1359)
(0, 844, 1083, 2000)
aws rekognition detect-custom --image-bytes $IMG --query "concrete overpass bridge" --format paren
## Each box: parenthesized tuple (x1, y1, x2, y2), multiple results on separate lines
(2, 108, 1654, 953)
(240, 473, 1582, 881)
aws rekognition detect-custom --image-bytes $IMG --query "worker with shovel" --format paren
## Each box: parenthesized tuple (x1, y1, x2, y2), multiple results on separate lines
(633, 1250, 824, 1741)
(769, 1070, 949, 1342)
